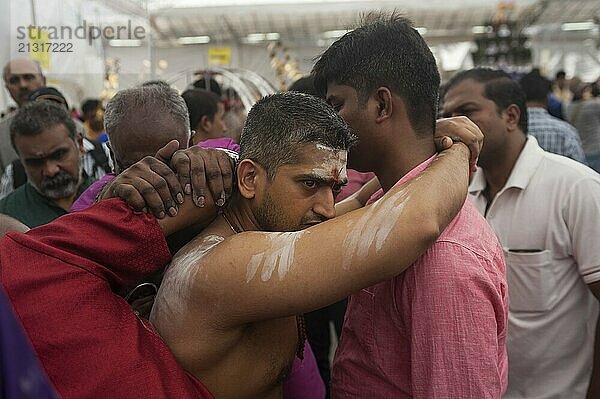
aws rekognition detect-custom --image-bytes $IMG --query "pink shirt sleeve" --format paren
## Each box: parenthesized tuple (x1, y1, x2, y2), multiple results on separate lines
(397, 241, 508, 398)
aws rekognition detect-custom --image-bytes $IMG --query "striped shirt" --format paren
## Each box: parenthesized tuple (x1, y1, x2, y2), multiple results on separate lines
(527, 107, 587, 164)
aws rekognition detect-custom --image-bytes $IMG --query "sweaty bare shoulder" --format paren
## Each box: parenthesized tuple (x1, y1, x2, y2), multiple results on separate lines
(150, 233, 225, 331)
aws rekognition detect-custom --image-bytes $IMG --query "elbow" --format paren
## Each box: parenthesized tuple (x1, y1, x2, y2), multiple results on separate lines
(421, 218, 443, 248)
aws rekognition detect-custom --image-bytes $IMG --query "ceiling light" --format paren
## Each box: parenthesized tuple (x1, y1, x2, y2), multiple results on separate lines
(561, 22, 596, 31)
(109, 39, 142, 47)
(243, 32, 280, 43)
(177, 35, 211, 44)
(322, 29, 350, 39)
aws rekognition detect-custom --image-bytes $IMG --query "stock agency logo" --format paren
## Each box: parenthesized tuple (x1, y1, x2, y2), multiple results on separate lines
(16, 20, 146, 46)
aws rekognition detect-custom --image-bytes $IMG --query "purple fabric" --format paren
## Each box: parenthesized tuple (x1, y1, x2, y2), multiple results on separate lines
(71, 173, 116, 212)
(283, 341, 325, 399)
(0, 286, 59, 399)
(197, 137, 240, 152)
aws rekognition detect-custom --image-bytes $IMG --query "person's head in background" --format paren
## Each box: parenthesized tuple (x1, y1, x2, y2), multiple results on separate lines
(192, 75, 222, 97)
(288, 76, 319, 97)
(555, 70, 567, 90)
(3, 57, 46, 108)
(182, 88, 227, 146)
(80, 99, 105, 141)
(519, 70, 552, 109)
(80, 99, 101, 123)
(10, 101, 84, 199)
(104, 81, 190, 173)
(443, 68, 527, 170)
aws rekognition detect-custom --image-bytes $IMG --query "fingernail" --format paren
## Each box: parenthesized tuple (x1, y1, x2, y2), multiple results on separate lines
(216, 192, 226, 207)
(176, 193, 184, 204)
(158, 211, 166, 219)
(168, 207, 177, 216)
(184, 184, 191, 195)
(194, 194, 205, 207)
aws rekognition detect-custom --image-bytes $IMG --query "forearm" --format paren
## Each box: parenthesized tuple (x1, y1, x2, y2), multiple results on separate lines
(157, 194, 218, 237)
(198, 144, 470, 324)
(335, 177, 380, 216)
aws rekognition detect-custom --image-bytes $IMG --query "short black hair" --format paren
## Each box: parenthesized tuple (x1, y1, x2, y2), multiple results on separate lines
(192, 76, 222, 97)
(288, 76, 319, 97)
(446, 68, 528, 134)
(240, 92, 357, 179)
(519, 70, 552, 103)
(10, 100, 76, 151)
(312, 12, 440, 136)
(29, 87, 69, 109)
(81, 99, 101, 115)
(181, 89, 221, 131)
(555, 70, 566, 80)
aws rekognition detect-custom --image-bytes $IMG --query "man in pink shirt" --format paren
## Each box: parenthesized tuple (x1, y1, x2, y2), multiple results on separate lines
(312, 13, 509, 398)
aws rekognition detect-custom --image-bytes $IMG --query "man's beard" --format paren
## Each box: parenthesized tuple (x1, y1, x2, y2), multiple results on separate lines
(32, 168, 81, 199)
(17, 89, 32, 106)
(254, 191, 286, 232)
(254, 191, 323, 232)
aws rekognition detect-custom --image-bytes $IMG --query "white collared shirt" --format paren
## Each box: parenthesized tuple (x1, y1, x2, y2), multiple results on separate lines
(469, 136, 600, 399)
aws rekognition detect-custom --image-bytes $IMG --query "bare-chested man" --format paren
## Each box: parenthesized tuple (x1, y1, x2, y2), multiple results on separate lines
(106, 91, 479, 399)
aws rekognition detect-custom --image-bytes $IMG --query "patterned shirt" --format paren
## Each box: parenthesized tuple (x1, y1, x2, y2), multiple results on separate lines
(527, 107, 587, 164)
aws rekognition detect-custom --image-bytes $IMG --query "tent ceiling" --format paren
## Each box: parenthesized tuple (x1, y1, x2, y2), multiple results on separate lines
(99, 0, 600, 47)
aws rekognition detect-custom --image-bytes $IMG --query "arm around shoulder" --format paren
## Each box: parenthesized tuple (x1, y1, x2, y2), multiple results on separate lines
(188, 143, 471, 327)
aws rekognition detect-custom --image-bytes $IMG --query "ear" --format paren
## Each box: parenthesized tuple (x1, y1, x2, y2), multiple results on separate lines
(236, 159, 262, 199)
(503, 104, 521, 132)
(374, 87, 393, 123)
(76, 132, 85, 157)
(199, 115, 211, 132)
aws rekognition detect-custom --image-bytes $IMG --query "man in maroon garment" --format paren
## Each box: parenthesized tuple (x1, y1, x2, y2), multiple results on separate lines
(0, 142, 230, 399)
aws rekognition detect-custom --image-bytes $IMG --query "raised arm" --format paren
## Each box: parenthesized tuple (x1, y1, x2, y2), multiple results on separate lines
(180, 143, 470, 327)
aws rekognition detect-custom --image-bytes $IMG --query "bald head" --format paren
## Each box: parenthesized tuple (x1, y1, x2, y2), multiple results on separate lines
(3, 57, 45, 107)
(104, 82, 191, 172)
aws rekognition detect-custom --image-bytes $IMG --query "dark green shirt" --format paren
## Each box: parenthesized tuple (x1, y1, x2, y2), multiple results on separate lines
(0, 177, 94, 228)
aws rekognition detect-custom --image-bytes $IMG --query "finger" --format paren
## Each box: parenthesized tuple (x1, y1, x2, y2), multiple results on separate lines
(189, 153, 208, 207)
(154, 140, 180, 164)
(433, 136, 454, 151)
(171, 150, 192, 196)
(112, 183, 146, 212)
(138, 170, 177, 218)
(149, 158, 184, 205)
(203, 153, 226, 207)
(216, 152, 234, 203)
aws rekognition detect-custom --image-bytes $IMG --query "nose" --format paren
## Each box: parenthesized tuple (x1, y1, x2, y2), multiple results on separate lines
(313, 188, 336, 220)
(17, 76, 30, 89)
(42, 159, 61, 178)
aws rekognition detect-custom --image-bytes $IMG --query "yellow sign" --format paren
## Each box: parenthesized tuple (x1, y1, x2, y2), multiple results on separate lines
(208, 47, 231, 66)
(28, 29, 51, 70)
